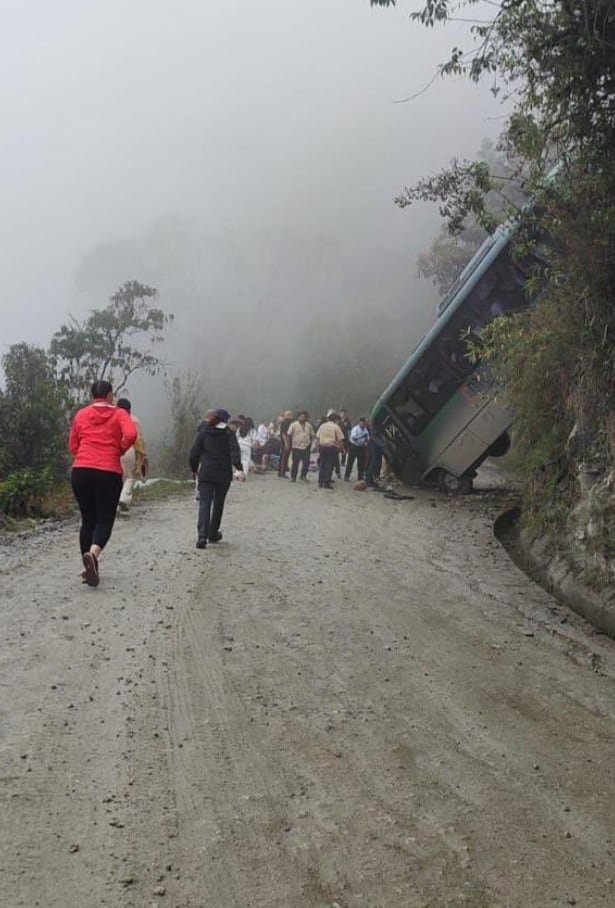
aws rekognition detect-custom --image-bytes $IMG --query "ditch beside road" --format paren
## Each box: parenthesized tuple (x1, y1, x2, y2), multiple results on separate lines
(1, 473, 615, 908)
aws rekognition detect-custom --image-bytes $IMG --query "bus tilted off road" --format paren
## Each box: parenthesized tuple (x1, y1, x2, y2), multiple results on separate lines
(371, 222, 546, 493)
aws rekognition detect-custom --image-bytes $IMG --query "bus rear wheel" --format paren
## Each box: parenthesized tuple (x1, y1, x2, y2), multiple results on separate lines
(437, 470, 473, 495)
(487, 431, 511, 458)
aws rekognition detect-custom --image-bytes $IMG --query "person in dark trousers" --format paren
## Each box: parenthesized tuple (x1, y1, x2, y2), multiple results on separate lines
(287, 410, 315, 481)
(344, 417, 370, 481)
(69, 380, 138, 586)
(189, 409, 245, 549)
(338, 409, 352, 468)
(316, 410, 345, 489)
(278, 409, 293, 477)
(366, 435, 384, 487)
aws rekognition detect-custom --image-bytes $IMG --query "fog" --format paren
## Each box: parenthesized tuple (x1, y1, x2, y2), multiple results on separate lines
(0, 0, 502, 430)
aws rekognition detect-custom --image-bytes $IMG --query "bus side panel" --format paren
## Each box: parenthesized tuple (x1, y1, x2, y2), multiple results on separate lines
(431, 396, 512, 478)
(410, 384, 484, 473)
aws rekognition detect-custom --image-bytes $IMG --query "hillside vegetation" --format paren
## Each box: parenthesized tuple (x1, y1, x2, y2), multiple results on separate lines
(377, 0, 615, 585)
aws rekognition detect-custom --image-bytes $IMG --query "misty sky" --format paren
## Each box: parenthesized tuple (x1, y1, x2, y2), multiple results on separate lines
(0, 0, 502, 416)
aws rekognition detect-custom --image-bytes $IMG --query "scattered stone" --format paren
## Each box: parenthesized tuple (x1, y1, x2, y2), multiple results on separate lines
(69, 843, 80, 853)
(153, 884, 166, 896)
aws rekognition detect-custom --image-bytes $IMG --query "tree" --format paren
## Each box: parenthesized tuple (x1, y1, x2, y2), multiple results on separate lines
(49, 281, 171, 404)
(159, 371, 204, 478)
(379, 0, 615, 544)
(386, 2, 615, 216)
(415, 140, 528, 293)
(0, 344, 68, 477)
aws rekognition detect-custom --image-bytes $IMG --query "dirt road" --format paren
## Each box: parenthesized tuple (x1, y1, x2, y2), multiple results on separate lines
(1, 474, 615, 908)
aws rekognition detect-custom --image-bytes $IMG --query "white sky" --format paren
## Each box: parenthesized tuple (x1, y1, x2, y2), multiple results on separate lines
(0, 0, 502, 359)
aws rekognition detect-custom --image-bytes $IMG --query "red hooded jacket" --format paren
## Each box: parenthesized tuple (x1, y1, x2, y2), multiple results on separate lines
(69, 401, 138, 475)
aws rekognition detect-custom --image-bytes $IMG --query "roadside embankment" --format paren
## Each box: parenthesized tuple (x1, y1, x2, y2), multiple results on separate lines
(495, 507, 615, 639)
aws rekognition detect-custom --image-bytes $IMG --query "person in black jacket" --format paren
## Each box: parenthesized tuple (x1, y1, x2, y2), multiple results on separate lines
(189, 408, 245, 549)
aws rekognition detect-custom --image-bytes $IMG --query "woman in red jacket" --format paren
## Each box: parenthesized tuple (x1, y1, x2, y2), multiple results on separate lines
(69, 380, 137, 586)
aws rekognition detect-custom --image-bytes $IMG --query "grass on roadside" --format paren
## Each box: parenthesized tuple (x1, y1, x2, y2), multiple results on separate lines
(132, 478, 194, 504)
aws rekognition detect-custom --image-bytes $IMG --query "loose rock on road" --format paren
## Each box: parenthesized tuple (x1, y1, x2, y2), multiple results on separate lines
(1, 475, 615, 908)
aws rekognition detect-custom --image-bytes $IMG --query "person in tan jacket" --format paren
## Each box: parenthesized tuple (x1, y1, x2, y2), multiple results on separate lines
(287, 411, 315, 482)
(316, 410, 345, 490)
(116, 398, 148, 514)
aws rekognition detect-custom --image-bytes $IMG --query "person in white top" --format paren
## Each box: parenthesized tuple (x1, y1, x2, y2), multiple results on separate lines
(252, 421, 271, 473)
(236, 416, 256, 479)
(117, 398, 148, 513)
(344, 417, 370, 482)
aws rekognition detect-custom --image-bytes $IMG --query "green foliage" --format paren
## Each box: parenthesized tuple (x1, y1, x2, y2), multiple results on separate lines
(417, 222, 485, 293)
(396, 160, 499, 236)
(381, 0, 615, 552)
(49, 281, 171, 404)
(0, 467, 56, 517)
(415, 140, 529, 293)
(0, 344, 69, 478)
(408, 0, 615, 156)
(133, 479, 194, 502)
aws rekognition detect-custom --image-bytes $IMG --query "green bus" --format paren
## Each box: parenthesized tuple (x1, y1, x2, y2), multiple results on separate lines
(371, 223, 545, 492)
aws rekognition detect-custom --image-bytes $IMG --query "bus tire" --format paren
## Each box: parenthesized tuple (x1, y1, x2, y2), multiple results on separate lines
(487, 431, 511, 458)
(438, 470, 473, 495)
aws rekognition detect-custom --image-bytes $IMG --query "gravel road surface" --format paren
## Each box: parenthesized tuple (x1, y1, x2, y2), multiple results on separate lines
(1, 475, 615, 908)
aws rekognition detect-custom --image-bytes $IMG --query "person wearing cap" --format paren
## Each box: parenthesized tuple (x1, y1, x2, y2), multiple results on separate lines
(189, 408, 245, 548)
(316, 410, 345, 490)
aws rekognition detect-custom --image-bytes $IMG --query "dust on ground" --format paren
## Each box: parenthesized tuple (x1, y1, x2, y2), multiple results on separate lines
(1, 470, 615, 908)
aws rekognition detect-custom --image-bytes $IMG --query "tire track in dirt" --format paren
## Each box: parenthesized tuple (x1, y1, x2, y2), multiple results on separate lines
(3, 479, 615, 907)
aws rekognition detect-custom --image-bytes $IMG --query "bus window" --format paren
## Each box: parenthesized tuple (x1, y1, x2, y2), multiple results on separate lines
(439, 316, 475, 376)
(389, 380, 428, 433)
(410, 350, 461, 417)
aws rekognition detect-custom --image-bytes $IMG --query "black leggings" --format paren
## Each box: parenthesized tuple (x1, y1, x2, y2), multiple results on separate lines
(71, 468, 123, 554)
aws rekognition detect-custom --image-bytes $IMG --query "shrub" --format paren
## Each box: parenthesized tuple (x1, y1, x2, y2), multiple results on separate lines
(0, 468, 56, 518)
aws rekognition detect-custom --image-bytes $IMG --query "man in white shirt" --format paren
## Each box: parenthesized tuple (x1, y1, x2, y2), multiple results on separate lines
(344, 417, 370, 482)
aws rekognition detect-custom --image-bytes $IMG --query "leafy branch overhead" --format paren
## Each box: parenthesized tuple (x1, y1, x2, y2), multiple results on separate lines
(386, 1, 615, 232)
(395, 160, 500, 236)
(380, 0, 615, 553)
(49, 281, 173, 404)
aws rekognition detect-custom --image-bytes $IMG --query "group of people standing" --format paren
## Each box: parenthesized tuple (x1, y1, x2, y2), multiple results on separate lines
(310, 409, 381, 491)
(67, 382, 384, 585)
(224, 407, 383, 491)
